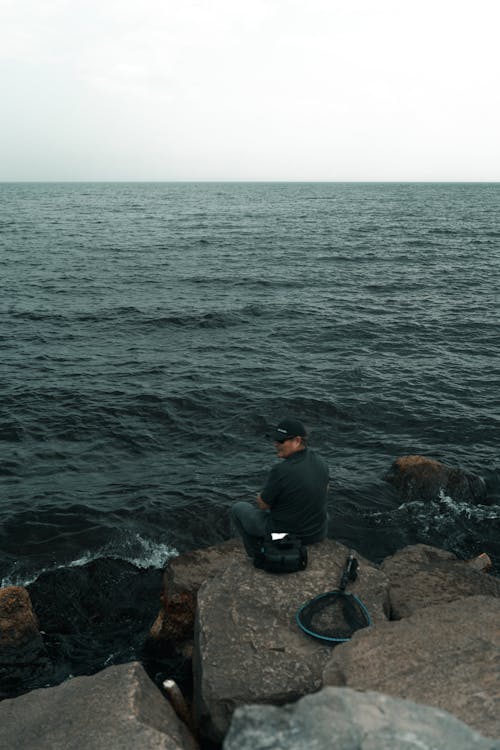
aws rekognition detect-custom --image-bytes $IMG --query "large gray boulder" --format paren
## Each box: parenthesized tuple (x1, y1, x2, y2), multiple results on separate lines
(0, 661, 198, 750)
(381, 544, 500, 619)
(384, 455, 488, 504)
(224, 687, 499, 750)
(193, 540, 389, 742)
(323, 595, 500, 739)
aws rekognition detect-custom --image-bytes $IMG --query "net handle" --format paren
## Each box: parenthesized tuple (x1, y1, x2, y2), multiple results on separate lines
(339, 550, 358, 591)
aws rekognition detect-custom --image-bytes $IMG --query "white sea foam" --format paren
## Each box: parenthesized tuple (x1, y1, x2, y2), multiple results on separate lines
(434, 490, 500, 521)
(116, 534, 179, 569)
(370, 490, 500, 525)
(1, 534, 178, 588)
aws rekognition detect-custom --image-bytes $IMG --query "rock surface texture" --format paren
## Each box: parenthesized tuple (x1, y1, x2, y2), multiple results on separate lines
(193, 539, 389, 742)
(0, 661, 198, 750)
(385, 454, 488, 503)
(323, 595, 500, 739)
(0, 585, 49, 696)
(223, 687, 499, 750)
(150, 539, 246, 645)
(0, 586, 44, 661)
(381, 544, 500, 619)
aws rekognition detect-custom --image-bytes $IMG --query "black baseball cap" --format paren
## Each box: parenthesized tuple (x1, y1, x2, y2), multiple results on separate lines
(267, 418, 307, 442)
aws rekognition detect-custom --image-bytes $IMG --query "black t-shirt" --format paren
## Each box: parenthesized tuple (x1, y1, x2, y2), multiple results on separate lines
(260, 448, 329, 544)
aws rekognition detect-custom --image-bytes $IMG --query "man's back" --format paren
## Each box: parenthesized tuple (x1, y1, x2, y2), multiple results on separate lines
(261, 447, 329, 543)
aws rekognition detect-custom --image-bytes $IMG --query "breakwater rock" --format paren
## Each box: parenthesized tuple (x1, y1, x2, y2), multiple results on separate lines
(381, 543, 500, 618)
(192, 539, 389, 742)
(0, 586, 44, 659)
(385, 455, 489, 504)
(323, 594, 500, 739)
(149, 539, 247, 651)
(224, 687, 498, 750)
(149, 539, 499, 743)
(0, 661, 198, 750)
(0, 585, 50, 698)
(2, 540, 499, 747)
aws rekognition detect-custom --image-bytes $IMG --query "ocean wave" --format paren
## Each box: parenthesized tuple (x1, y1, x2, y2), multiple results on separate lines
(0, 534, 178, 588)
(186, 275, 306, 288)
(383, 494, 499, 524)
(145, 304, 272, 329)
(9, 306, 142, 323)
(430, 227, 461, 236)
(366, 490, 500, 567)
(7, 303, 277, 330)
(66, 534, 179, 571)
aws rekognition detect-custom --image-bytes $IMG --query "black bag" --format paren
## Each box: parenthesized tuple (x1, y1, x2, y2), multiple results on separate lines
(253, 534, 308, 573)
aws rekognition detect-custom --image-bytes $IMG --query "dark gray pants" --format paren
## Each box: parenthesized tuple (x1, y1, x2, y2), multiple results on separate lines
(231, 501, 270, 557)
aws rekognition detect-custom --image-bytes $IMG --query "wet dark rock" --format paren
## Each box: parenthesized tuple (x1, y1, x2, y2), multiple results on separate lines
(0, 661, 198, 750)
(28, 558, 161, 637)
(26, 557, 163, 688)
(322, 595, 500, 739)
(224, 687, 498, 750)
(193, 539, 389, 743)
(385, 455, 488, 504)
(381, 544, 500, 619)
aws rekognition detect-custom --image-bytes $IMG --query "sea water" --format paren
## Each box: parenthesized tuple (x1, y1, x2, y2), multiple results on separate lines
(1, 181, 499, 694)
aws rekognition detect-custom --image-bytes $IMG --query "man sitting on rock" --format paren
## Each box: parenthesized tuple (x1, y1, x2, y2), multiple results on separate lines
(232, 417, 329, 557)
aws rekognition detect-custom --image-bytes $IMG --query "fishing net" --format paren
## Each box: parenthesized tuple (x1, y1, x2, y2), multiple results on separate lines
(295, 552, 371, 642)
(296, 590, 370, 642)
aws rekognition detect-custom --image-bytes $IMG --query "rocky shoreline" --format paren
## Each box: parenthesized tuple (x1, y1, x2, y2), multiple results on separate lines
(1, 537, 499, 749)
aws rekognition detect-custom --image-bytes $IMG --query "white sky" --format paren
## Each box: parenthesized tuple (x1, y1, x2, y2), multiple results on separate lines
(1, 0, 499, 181)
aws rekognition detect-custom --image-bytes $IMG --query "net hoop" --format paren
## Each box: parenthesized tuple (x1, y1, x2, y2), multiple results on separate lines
(295, 590, 372, 643)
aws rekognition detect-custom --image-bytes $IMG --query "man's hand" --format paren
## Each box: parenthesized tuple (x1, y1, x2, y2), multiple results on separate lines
(256, 493, 270, 510)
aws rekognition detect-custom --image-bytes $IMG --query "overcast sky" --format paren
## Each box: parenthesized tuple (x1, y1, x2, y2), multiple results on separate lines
(2, 0, 499, 181)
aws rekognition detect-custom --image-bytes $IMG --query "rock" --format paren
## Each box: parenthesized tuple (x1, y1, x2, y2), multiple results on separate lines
(0, 661, 198, 750)
(0, 586, 51, 699)
(381, 544, 500, 619)
(150, 539, 246, 645)
(323, 595, 500, 739)
(193, 539, 390, 742)
(385, 455, 488, 504)
(0, 586, 46, 667)
(28, 557, 161, 638)
(468, 552, 493, 573)
(224, 687, 498, 750)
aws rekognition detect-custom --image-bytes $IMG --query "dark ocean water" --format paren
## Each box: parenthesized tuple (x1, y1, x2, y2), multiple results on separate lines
(1, 181, 499, 696)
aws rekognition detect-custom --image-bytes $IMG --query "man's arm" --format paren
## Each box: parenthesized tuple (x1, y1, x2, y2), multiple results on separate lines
(256, 493, 270, 510)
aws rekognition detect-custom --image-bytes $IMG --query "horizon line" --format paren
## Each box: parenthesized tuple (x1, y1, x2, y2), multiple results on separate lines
(1, 179, 500, 185)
